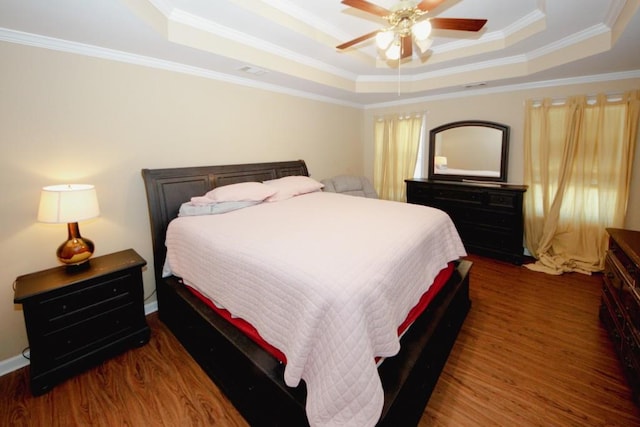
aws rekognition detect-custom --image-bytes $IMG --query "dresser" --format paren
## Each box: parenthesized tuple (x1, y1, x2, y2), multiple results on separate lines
(600, 228, 640, 403)
(406, 179, 527, 264)
(14, 249, 150, 395)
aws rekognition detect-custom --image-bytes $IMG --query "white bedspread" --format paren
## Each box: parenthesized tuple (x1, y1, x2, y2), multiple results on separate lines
(164, 191, 466, 426)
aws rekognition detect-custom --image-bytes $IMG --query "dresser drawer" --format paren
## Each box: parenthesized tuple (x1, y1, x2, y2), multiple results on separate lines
(406, 182, 431, 200)
(621, 280, 640, 334)
(610, 240, 639, 288)
(622, 329, 640, 391)
(602, 284, 624, 332)
(430, 187, 483, 207)
(600, 299, 623, 351)
(452, 209, 517, 231)
(605, 253, 625, 296)
(486, 191, 520, 210)
(456, 224, 519, 251)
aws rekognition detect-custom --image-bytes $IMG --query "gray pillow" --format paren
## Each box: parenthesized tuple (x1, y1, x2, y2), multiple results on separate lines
(178, 200, 260, 216)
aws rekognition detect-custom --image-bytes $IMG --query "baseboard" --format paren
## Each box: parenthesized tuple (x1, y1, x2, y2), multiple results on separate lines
(0, 300, 158, 378)
(144, 300, 158, 315)
(0, 353, 30, 377)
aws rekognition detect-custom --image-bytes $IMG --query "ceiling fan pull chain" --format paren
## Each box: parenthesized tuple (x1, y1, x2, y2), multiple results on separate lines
(397, 58, 400, 96)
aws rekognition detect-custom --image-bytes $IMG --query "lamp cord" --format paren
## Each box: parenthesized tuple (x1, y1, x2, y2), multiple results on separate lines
(144, 289, 157, 302)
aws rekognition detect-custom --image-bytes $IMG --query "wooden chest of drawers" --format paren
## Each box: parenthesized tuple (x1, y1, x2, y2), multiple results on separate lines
(406, 179, 527, 264)
(600, 228, 640, 403)
(14, 249, 151, 395)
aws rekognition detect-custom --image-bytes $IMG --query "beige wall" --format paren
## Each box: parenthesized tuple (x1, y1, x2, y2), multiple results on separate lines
(364, 79, 640, 230)
(0, 41, 364, 361)
(1, 38, 639, 364)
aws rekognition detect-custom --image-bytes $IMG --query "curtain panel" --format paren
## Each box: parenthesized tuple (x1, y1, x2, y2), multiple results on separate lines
(373, 113, 424, 202)
(523, 90, 640, 274)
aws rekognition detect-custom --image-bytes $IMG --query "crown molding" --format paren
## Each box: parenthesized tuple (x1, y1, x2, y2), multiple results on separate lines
(1, 27, 637, 110)
(364, 70, 640, 109)
(0, 27, 361, 108)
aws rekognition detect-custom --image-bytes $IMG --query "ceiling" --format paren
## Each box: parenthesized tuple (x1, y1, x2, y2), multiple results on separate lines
(1, 0, 639, 107)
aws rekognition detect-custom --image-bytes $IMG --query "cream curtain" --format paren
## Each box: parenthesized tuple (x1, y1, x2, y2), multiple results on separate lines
(524, 90, 640, 275)
(373, 113, 424, 201)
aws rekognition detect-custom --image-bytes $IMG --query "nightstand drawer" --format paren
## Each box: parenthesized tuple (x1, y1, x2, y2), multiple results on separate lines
(43, 303, 138, 363)
(36, 274, 137, 333)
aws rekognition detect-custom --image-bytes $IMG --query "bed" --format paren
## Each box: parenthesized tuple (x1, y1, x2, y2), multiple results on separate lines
(142, 160, 472, 426)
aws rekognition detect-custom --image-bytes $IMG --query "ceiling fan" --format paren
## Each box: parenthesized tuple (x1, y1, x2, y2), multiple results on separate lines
(336, 0, 487, 60)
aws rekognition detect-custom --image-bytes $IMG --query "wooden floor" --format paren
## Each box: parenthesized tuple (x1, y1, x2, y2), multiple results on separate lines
(2, 255, 639, 426)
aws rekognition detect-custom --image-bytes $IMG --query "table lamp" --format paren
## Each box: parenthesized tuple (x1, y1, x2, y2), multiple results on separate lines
(37, 184, 100, 268)
(434, 156, 448, 170)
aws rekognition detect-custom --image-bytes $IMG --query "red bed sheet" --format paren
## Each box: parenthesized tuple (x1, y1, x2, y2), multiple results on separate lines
(185, 261, 455, 364)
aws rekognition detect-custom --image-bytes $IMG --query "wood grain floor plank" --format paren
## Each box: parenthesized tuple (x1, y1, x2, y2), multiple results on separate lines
(423, 255, 640, 427)
(1, 254, 638, 426)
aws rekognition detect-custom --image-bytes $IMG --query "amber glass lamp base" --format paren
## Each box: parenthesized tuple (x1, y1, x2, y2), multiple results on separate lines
(57, 222, 95, 268)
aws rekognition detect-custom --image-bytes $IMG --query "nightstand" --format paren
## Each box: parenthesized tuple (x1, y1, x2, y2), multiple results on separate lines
(14, 249, 151, 395)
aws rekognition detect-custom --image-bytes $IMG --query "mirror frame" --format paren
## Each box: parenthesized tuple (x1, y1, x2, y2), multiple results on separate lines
(427, 120, 510, 183)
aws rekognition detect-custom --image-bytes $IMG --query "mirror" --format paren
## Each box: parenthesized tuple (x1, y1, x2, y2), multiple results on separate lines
(428, 120, 510, 182)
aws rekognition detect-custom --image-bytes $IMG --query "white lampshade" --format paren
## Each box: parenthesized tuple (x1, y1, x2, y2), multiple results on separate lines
(376, 30, 394, 50)
(435, 156, 448, 168)
(416, 37, 433, 53)
(386, 42, 401, 60)
(412, 20, 432, 41)
(38, 184, 100, 224)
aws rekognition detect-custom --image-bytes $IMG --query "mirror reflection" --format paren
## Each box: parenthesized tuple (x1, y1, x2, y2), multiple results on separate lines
(428, 120, 509, 182)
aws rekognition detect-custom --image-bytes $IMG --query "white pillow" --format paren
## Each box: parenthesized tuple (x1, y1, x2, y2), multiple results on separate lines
(263, 176, 324, 202)
(204, 182, 276, 202)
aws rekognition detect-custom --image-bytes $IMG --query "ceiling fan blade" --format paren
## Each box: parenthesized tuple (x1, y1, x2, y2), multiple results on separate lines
(430, 17, 487, 32)
(341, 0, 391, 17)
(415, 0, 447, 12)
(401, 35, 412, 59)
(336, 30, 380, 50)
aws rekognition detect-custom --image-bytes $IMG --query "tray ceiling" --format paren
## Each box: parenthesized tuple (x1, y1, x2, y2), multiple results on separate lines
(1, 0, 639, 107)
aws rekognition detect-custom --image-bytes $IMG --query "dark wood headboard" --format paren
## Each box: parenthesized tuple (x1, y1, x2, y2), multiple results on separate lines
(141, 160, 309, 280)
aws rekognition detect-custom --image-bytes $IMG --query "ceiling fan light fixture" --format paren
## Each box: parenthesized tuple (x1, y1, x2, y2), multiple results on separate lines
(375, 30, 395, 50)
(416, 37, 433, 53)
(386, 42, 401, 60)
(412, 19, 432, 41)
(336, 0, 488, 62)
